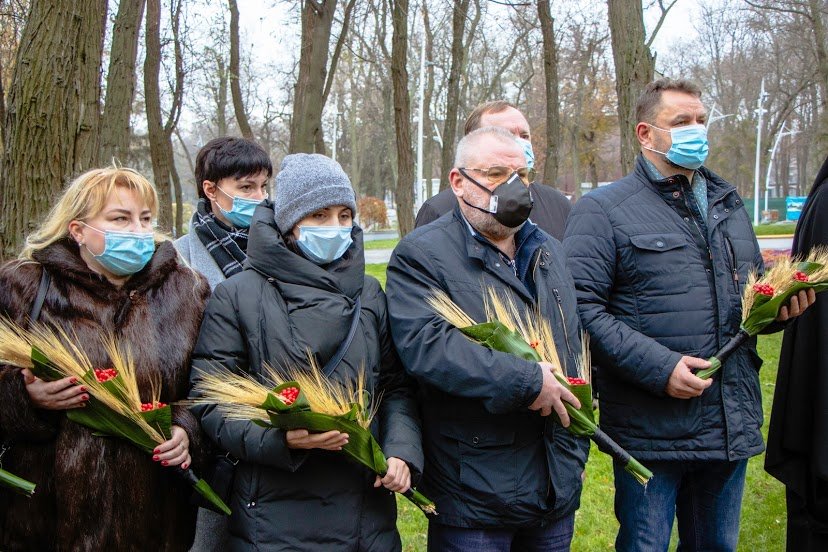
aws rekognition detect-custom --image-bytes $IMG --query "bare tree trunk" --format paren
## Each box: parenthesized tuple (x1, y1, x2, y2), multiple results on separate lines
(228, 0, 253, 140)
(608, 0, 654, 174)
(537, 0, 559, 188)
(144, 0, 173, 233)
(289, 0, 337, 154)
(216, 53, 228, 136)
(390, 0, 414, 236)
(423, 1, 435, 197)
(0, 0, 107, 260)
(439, 0, 470, 190)
(100, 0, 145, 164)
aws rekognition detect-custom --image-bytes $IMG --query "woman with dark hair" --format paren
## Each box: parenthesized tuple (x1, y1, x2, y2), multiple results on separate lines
(766, 155, 828, 551)
(190, 153, 422, 551)
(0, 167, 209, 551)
(175, 136, 272, 290)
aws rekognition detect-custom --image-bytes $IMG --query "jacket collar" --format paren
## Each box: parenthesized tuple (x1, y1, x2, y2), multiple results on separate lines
(634, 154, 737, 208)
(33, 238, 181, 297)
(245, 201, 364, 300)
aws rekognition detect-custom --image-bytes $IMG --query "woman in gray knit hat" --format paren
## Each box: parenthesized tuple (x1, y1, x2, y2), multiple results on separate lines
(190, 153, 424, 551)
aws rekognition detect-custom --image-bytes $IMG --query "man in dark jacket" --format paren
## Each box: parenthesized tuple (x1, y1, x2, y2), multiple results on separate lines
(387, 126, 589, 551)
(564, 77, 814, 551)
(766, 154, 828, 551)
(414, 100, 571, 240)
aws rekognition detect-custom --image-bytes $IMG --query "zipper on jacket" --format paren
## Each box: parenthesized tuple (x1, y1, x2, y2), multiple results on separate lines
(723, 233, 739, 293)
(551, 288, 573, 363)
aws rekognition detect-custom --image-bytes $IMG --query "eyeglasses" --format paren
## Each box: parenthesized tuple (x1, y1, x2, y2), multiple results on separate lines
(460, 165, 536, 185)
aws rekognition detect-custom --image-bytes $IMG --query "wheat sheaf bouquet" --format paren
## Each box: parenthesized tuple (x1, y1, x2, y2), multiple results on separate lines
(427, 287, 653, 485)
(697, 246, 828, 379)
(0, 318, 230, 515)
(188, 360, 437, 515)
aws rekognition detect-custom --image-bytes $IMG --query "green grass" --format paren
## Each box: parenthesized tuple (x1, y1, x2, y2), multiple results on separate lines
(396, 332, 787, 551)
(754, 223, 796, 236)
(365, 238, 400, 250)
(366, 263, 387, 288)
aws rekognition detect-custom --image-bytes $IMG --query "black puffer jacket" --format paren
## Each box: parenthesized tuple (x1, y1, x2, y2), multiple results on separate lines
(386, 207, 589, 529)
(190, 202, 423, 552)
(564, 155, 765, 462)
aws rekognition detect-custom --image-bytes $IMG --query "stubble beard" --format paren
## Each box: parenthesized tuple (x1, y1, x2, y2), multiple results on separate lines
(460, 184, 521, 241)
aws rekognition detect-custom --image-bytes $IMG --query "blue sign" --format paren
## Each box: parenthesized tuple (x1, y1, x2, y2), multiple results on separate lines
(786, 196, 808, 221)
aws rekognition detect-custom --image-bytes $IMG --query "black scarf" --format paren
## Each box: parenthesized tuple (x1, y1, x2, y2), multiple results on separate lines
(191, 199, 248, 278)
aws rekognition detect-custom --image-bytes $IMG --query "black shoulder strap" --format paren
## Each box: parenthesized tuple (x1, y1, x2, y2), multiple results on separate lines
(29, 268, 51, 324)
(322, 296, 361, 378)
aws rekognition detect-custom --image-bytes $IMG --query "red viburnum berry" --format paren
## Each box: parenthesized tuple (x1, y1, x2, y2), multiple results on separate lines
(567, 377, 587, 385)
(277, 387, 300, 406)
(94, 368, 117, 382)
(794, 271, 809, 282)
(752, 283, 774, 296)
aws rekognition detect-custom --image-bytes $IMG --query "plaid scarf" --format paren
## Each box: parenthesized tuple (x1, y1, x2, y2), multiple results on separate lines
(191, 199, 248, 278)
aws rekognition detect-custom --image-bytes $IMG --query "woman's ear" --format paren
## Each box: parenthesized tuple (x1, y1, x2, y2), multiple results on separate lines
(67, 221, 85, 245)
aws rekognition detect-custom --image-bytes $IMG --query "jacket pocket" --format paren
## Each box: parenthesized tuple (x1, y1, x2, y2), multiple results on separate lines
(627, 233, 691, 294)
(440, 422, 517, 507)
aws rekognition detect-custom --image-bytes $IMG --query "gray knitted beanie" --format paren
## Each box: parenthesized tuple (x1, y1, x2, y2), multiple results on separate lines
(273, 153, 357, 232)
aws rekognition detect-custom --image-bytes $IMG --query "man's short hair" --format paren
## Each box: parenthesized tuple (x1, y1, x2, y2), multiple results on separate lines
(635, 78, 703, 124)
(194, 137, 273, 200)
(464, 100, 516, 135)
(455, 126, 519, 168)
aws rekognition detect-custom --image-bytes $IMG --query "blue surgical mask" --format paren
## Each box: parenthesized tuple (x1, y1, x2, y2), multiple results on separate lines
(82, 223, 155, 276)
(216, 186, 263, 228)
(516, 137, 535, 170)
(646, 124, 709, 170)
(296, 225, 353, 265)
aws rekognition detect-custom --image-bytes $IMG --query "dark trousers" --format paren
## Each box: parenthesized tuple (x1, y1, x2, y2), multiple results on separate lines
(787, 488, 828, 551)
(427, 514, 575, 552)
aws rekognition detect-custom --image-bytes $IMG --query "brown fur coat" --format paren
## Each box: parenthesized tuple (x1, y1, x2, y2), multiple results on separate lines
(0, 239, 210, 551)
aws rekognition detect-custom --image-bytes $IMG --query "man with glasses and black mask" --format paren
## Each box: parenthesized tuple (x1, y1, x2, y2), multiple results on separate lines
(386, 126, 589, 551)
(415, 100, 572, 240)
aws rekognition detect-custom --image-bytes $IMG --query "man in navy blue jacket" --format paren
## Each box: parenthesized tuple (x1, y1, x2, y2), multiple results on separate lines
(388, 126, 588, 551)
(564, 78, 814, 551)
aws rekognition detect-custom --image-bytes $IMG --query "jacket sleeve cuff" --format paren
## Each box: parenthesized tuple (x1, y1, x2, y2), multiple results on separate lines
(646, 350, 683, 397)
(518, 363, 544, 409)
(172, 405, 205, 470)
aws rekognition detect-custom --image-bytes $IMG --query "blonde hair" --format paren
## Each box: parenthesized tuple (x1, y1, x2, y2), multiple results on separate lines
(19, 167, 160, 260)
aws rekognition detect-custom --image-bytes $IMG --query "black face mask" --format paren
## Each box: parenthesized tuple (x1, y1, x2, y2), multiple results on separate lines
(459, 169, 534, 228)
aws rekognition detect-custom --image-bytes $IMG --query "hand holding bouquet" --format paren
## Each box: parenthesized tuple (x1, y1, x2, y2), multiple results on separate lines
(697, 246, 828, 379)
(0, 318, 231, 515)
(189, 361, 437, 515)
(427, 287, 653, 485)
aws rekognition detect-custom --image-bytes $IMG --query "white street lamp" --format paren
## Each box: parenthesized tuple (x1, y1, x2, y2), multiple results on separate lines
(764, 121, 800, 213)
(753, 79, 769, 226)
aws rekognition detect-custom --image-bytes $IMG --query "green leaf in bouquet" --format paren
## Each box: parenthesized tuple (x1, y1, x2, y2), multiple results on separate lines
(0, 467, 36, 497)
(67, 400, 159, 454)
(460, 321, 542, 362)
(30, 347, 64, 381)
(260, 381, 309, 412)
(140, 404, 173, 440)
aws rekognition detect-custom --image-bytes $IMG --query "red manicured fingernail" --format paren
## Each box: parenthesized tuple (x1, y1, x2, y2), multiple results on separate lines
(153, 449, 160, 454)
(70, 377, 78, 384)
(153, 455, 159, 461)
(82, 395, 89, 401)
(80, 386, 87, 392)
(161, 461, 168, 466)
(182, 463, 189, 470)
